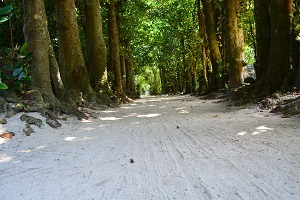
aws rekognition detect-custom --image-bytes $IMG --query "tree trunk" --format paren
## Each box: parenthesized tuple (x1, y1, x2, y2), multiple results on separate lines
(108, 0, 124, 96)
(84, 0, 108, 90)
(124, 38, 136, 96)
(197, 0, 208, 92)
(23, 0, 59, 105)
(267, 0, 293, 91)
(296, 57, 300, 87)
(254, 0, 271, 82)
(55, 0, 95, 99)
(224, 0, 244, 89)
(201, 0, 222, 91)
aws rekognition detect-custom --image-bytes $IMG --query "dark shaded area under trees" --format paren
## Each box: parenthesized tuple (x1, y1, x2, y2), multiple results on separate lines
(0, 0, 300, 120)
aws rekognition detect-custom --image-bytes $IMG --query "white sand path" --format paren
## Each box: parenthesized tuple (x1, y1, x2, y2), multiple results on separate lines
(0, 95, 300, 200)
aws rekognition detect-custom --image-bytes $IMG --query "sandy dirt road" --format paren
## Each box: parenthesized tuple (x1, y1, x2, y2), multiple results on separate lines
(0, 95, 300, 200)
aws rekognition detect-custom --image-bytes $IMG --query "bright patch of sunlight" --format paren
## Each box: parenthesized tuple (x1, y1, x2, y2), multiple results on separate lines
(80, 119, 92, 123)
(237, 131, 247, 136)
(121, 106, 132, 109)
(238, 125, 274, 136)
(100, 117, 122, 121)
(36, 145, 48, 149)
(82, 127, 95, 131)
(0, 154, 13, 163)
(130, 103, 138, 106)
(137, 113, 161, 118)
(102, 110, 117, 113)
(256, 126, 274, 131)
(160, 106, 167, 108)
(178, 110, 190, 114)
(175, 107, 186, 110)
(0, 138, 7, 145)
(0, 125, 8, 145)
(65, 137, 77, 141)
(252, 131, 261, 135)
(252, 125, 274, 135)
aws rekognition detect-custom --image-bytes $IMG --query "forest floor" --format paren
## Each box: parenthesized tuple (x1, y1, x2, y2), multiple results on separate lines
(0, 94, 300, 200)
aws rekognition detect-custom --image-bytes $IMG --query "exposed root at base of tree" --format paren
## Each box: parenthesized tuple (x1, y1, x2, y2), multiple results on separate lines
(198, 85, 300, 118)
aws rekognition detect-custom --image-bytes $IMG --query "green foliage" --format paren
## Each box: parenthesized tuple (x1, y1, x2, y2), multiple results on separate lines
(0, 5, 12, 23)
(1, 42, 34, 92)
(291, 2, 300, 40)
(0, 4, 13, 90)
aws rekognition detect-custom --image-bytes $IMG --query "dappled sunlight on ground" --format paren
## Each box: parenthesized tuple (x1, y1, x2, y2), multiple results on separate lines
(136, 113, 161, 118)
(1, 95, 300, 199)
(237, 125, 275, 136)
(0, 154, 13, 163)
(64, 137, 76, 141)
(80, 119, 93, 123)
(0, 125, 9, 145)
(64, 136, 93, 142)
(0, 138, 8, 145)
(101, 110, 118, 113)
(99, 117, 122, 121)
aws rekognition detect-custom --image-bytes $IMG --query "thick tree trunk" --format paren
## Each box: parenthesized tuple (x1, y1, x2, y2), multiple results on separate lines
(201, 0, 222, 91)
(55, 0, 95, 99)
(84, 0, 108, 90)
(108, 0, 124, 96)
(224, 0, 244, 89)
(124, 38, 136, 96)
(267, 0, 293, 91)
(254, 0, 271, 82)
(23, 0, 59, 105)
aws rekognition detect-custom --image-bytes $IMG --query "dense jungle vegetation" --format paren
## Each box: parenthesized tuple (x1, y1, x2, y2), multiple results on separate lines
(0, 0, 299, 116)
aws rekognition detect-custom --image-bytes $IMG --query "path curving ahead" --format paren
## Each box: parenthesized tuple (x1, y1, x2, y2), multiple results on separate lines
(0, 95, 300, 199)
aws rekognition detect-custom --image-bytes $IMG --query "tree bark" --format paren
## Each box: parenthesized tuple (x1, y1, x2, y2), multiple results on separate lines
(23, 0, 60, 106)
(108, 0, 124, 96)
(55, 0, 95, 99)
(224, 0, 244, 89)
(201, 0, 222, 91)
(254, 0, 271, 82)
(197, 0, 208, 92)
(84, 0, 108, 90)
(124, 38, 136, 96)
(267, 0, 293, 91)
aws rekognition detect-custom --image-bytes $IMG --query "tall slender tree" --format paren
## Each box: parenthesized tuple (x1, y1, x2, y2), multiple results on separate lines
(254, 0, 271, 83)
(224, 0, 244, 88)
(108, 0, 124, 96)
(267, 0, 293, 91)
(201, 0, 222, 91)
(55, 0, 95, 100)
(84, 0, 108, 91)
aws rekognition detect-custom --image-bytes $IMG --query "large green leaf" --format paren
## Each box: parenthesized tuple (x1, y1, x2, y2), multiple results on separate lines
(0, 83, 8, 90)
(18, 72, 25, 81)
(0, 16, 8, 23)
(20, 42, 28, 56)
(13, 68, 22, 77)
(0, 5, 12, 15)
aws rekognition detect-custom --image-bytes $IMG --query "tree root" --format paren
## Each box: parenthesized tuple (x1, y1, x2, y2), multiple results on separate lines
(271, 96, 300, 117)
